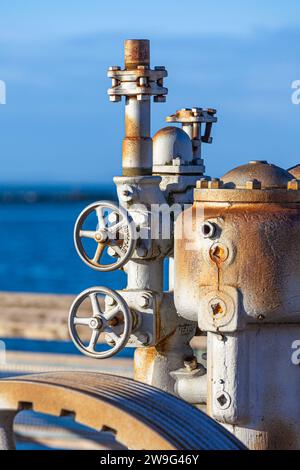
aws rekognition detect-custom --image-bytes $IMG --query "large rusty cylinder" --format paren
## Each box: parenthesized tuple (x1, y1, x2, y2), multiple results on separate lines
(174, 160, 300, 331)
(124, 39, 150, 70)
(173, 160, 300, 450)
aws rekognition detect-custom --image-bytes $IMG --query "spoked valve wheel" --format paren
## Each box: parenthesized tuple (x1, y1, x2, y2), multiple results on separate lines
(74, 201, 136, 272)
(68, 287, 132, 359)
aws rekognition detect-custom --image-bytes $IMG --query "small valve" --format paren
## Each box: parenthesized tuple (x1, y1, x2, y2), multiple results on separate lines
(69, 286, 133, 359)
(166, 107, 217, 164)
(74, 201, 136, 272)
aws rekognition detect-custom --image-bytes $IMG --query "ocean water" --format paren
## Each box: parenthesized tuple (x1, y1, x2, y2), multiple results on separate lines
(0, 185, 127, 294)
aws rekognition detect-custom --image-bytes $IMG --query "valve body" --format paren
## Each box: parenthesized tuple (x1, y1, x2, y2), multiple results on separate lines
(174, 160, 300, 449)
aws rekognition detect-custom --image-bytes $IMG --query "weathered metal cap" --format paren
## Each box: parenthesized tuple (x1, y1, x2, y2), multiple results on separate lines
(153, 126, 193, 165)
(194, 160, 300, 203)
(124, 39, 150, 70)
(222, 160, 293, 189)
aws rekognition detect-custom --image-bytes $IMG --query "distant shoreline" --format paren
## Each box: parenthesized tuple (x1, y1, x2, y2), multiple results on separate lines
(0, 184, 117, 204)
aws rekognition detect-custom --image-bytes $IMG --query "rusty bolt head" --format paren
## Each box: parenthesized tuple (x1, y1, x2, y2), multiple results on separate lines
(196, 178, 209, 189)
(287, 179, 300, 190)
(245, 179, 262, 190)
(208, 178, 222, 189)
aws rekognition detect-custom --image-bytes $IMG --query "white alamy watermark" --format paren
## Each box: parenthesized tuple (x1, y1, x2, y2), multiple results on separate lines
(0, 340, 6, 364)
(0, 80, 6, 104)
(291, 80, 300, 105)
(291, 340, 300, 365)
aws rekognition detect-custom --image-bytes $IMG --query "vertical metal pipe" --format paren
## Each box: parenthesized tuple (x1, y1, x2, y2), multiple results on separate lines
(125, 259, 163, 292)
(122, 40, 153, 176)
(123, 97, 152, 175)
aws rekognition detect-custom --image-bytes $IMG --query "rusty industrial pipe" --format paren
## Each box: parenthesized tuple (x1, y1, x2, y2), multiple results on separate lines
(108, 39, 167, 176)
(123, 40, 152, 176)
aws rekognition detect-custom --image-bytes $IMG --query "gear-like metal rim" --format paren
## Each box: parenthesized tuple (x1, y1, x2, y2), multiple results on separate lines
(0, 372, 245, 450)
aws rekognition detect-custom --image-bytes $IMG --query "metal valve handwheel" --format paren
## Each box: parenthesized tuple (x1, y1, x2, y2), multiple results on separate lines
(74, 201, 136, 272)
(69, 287, 132, 359)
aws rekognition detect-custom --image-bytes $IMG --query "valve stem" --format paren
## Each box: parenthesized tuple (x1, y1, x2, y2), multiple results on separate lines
(107, 39, 168, 177)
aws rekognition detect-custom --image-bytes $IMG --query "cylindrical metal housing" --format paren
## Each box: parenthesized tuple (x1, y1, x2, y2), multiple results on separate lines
(174, 160, 300, 449)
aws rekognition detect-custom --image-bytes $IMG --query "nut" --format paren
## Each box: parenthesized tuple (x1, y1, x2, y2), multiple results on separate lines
(196, 178, 209, 189)
(208, 178, 222, 189)
(245, 179, 261, 190)
(287, 179, 300, 190)
(138, 294, 152, 309)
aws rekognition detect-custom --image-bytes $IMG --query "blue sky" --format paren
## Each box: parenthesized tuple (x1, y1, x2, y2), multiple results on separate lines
(1, 1, 300, 183)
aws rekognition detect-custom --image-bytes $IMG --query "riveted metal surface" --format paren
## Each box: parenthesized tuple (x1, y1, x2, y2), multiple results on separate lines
(0, 372, 244, 450)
